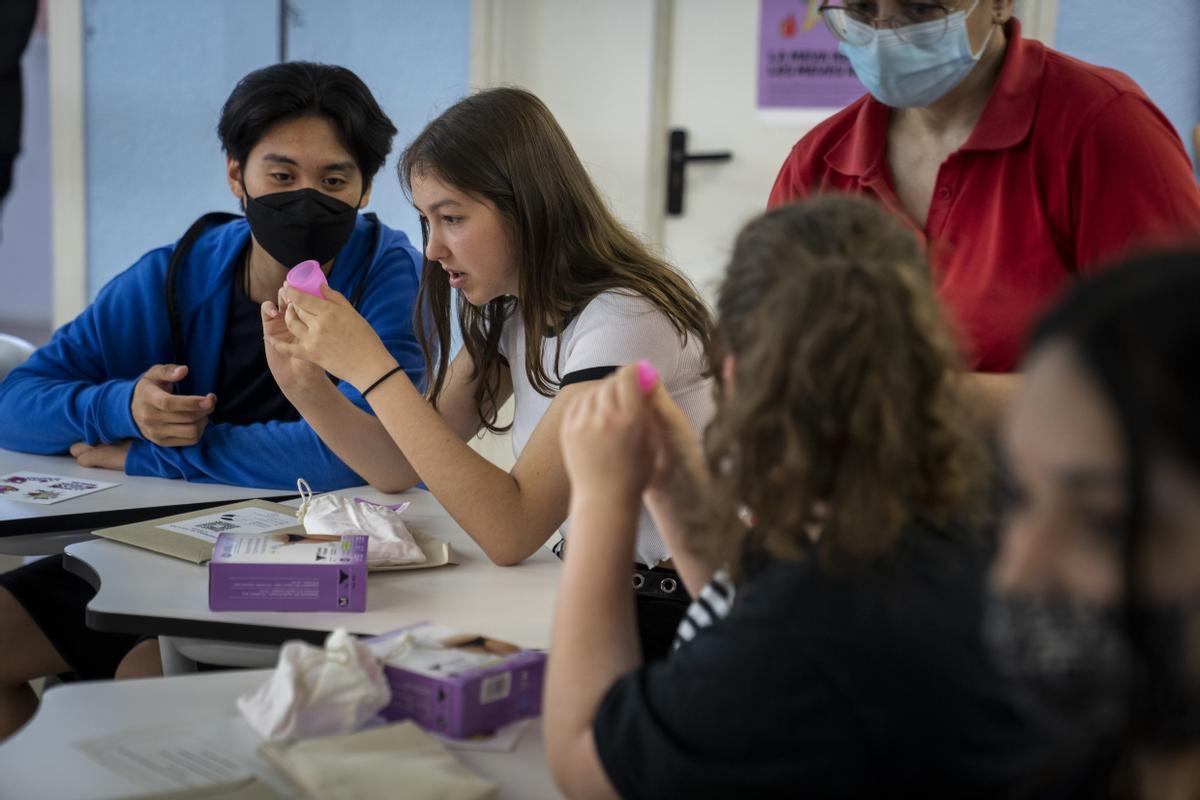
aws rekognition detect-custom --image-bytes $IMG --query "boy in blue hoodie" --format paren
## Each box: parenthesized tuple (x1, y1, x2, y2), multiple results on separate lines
(0, 62, 423, 738)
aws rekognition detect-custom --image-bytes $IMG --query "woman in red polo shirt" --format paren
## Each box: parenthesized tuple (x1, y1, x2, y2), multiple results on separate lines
(769, 0, 1200, 425)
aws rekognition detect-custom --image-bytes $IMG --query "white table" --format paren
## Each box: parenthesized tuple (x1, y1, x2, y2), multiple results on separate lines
(0, 449, 296, 555)
(0, 669, 562, 800)
(64, 487, 562, 657)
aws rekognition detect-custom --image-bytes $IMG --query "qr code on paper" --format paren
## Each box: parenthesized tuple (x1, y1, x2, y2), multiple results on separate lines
(195, 520, 238, 534)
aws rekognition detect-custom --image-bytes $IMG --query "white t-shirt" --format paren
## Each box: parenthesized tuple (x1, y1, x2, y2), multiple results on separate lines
(498, 290, 714, 566)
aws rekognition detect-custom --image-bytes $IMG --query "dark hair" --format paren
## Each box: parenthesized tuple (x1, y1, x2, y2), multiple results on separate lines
(700, 196, 984, 569)
(1028, 249, 1200, 750)
(1028, 248, 1200, 560)
(217, 62, 397, 187)
(399, 87, 712, 432)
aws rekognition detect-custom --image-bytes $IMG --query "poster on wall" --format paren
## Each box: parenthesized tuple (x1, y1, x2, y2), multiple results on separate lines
(758, 0, 865, 111)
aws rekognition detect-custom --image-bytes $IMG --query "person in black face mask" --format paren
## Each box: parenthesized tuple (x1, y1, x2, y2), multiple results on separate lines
(0, 62, 426, 739)
(988, 249, 1200, 799)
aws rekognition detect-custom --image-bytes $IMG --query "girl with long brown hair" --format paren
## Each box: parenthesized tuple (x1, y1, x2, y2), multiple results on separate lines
(261, 87, 712, 658)
(545, 195, 1041, 798)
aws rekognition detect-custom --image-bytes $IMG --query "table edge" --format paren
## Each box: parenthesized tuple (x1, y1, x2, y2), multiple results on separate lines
(0, 495, 298, 537)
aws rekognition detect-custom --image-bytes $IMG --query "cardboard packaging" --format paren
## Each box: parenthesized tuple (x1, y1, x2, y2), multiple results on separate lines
(368, 624, 546, 738)
(96, 499, 303, 564)
(209, 531, 369, 612)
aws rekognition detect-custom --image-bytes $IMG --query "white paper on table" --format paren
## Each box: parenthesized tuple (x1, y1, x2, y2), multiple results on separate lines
(157, 508, 299, 543)
(435, 718, 530, 753)
(72, 716, 285, 794)
(0, 471, 120, 504)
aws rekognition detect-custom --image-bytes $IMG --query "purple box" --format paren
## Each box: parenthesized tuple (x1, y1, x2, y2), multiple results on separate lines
(367, 624, 546, 739)
(209, 532, 368, 612)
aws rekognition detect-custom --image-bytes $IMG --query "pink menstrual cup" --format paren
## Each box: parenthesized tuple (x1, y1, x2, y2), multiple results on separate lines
(637, 359, 659, 395)
(286, 260, 327, 298)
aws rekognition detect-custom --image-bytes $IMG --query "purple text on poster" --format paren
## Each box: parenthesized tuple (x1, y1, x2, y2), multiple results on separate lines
(758, 0, 865, 110)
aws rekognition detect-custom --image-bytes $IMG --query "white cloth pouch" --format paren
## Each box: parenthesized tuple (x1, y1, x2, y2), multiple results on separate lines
(237, 628, 392, 743)
(258, 721, 496, 800)
(294, 480, 426, 568)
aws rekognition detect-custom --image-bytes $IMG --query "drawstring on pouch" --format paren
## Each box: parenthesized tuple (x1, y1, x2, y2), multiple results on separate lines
(295, 478, 314, 523)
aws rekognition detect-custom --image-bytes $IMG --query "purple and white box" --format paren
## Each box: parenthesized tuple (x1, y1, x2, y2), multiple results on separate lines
(367, 623, 546, 738)
(209, 532, 368, 612)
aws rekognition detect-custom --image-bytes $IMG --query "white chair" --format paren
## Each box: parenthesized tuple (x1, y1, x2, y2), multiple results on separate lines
(159, 636, 282, 675)
(0, 333, 35, 380)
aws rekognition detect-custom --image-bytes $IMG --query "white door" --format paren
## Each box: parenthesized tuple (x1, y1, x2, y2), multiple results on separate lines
(474, 0, 833, 301)
(658, 1, 835, 299)
(470, 0, 666, 240)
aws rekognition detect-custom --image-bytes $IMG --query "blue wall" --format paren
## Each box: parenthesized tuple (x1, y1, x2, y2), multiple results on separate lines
(1054, 0, 1200, 166)
(83, 0, 470, 298)
(286, 0, 470, 247)
(0, 29, 51, 339)
(83, 0, 277, 297)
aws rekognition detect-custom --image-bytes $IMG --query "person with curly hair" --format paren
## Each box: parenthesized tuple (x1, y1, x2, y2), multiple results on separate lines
(544, 195, 1043, 798)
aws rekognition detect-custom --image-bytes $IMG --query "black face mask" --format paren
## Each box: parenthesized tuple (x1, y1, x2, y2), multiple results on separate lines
(986, 592, 1200, 750)
(242, 185, 359, 268)
(984, 592, 1135, 740)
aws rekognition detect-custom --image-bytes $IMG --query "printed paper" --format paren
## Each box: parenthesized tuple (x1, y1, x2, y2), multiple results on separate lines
(158, 507, 299, 543)
(0, 471, 120, 505)
(73, 717, 274, 793)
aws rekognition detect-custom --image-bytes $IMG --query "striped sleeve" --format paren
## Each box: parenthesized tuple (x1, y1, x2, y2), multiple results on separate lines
(673, 570, 736, 650)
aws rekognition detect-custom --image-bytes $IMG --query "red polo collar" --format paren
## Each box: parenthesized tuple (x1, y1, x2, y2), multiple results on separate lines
(825, 18, 1046, 180)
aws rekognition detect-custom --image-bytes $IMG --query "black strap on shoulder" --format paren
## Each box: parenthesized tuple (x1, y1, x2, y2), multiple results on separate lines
(166, 211, 242, 365)
(348, 212, 383, 308)
(559, 365, 619, 388)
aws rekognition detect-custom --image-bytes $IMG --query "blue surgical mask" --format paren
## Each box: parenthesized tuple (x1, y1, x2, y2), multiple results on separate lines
(839, 2, 994, 108)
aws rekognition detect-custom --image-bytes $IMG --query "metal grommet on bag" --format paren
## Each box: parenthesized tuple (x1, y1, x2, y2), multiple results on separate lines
(660, 577, 678, 594)
(632, 573, 646, 590)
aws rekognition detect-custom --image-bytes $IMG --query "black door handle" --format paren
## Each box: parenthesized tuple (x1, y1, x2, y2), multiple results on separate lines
(666, 128, 733, 216)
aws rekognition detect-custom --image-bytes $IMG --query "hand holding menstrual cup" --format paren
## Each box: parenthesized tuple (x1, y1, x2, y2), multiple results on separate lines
(286, 260, 328, 298)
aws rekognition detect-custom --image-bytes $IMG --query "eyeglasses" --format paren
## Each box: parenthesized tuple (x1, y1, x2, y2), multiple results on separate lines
(818, 2, 963, 45)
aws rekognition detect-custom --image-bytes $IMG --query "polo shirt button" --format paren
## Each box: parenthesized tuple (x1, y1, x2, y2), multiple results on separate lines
(936, 187, 951, 199)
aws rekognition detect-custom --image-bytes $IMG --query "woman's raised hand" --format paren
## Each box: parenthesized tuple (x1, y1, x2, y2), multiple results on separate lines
(268, 284, 397, 392)
(260, 298, 330, 395)
(560, 364, 657, 506)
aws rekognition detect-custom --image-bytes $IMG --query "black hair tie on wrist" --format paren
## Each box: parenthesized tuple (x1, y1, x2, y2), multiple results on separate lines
(362, 366, 403, 398)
